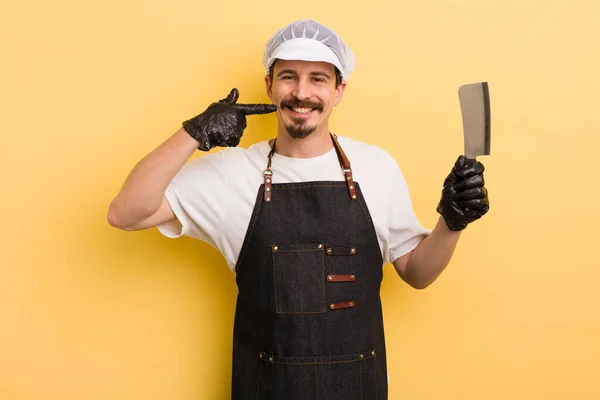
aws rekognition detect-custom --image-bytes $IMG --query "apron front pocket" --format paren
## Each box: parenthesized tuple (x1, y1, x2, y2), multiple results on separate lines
(271, 243, 325, 314)
(256, 349, 377, 400)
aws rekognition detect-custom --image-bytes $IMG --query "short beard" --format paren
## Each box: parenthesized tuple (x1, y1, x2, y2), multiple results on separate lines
(280, 99, 323, 139)
(285, 120, 318, 139)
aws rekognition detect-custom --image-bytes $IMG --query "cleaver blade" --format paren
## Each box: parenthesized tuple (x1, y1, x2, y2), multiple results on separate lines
(458, 82, 491, 160)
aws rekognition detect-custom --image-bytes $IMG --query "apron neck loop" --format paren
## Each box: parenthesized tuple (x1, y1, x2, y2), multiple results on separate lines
(263, 139, 276, 202)
(263, 134, 358, 202)
(330, 134, 358, 200)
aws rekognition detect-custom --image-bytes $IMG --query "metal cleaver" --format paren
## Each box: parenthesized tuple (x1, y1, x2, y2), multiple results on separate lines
(458, 82, 491, 160)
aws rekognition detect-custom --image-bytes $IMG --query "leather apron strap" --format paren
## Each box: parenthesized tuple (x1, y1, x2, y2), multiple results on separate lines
(263, 133, 358, 202)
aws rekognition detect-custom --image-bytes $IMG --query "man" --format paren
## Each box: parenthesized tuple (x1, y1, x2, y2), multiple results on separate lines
(108, 19, 488, 399)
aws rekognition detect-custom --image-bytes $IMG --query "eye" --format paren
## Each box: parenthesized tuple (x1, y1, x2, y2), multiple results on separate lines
(311, 77, 327, 83)
(280, 75, 296, 81)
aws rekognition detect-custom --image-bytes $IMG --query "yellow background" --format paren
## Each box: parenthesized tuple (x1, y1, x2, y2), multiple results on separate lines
(1, 0, 599, 398)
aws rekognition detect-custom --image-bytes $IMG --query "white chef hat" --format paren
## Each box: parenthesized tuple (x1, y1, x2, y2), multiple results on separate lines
(263, 20, 356, 81)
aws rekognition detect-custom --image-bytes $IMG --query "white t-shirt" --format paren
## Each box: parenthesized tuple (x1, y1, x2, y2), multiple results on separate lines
(158, 136, 431, 272)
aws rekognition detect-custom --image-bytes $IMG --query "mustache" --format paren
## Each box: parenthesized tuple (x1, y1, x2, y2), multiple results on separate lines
(280, 98, 324, 111)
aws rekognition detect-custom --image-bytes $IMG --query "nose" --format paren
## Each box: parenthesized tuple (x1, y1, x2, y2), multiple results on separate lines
(291, 78, 313, 100)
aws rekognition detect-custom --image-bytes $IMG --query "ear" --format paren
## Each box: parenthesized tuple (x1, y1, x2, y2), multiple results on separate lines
(265, 74, 274, 101)
(333, 81, 347, 107)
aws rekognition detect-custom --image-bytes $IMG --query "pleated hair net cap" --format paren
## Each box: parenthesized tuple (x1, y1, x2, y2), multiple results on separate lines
(263, 20, 356, 80)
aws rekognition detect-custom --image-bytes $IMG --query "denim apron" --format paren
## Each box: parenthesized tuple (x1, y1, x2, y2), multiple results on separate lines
(232, 134, 388, 399)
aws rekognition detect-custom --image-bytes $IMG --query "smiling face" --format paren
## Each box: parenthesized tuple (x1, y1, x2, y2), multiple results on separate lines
(265, 59, 346, 139)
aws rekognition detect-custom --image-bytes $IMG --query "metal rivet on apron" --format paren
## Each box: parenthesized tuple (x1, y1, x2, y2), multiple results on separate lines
(269, 357, 273, 362)
(266, 187, 270, 192)
(350, 247, 356, 254)
(273, 246, 278, 251)
(266, 197, 271, 202)
(352, 195, 357, 199)
(318, 243, 323, 249)
(349, 301, 354, 307)
(349, 185, 354, 190)
(266, 178, 271, 183)
(359, 354, 364, 359)
(371, 350, 375, 356)
(327, 275, 333, 281)
(346, 176, 351, 181)
(329, 303, 335, 310)
(351, 275, 356, 280)
(259, 353, 263, 359)
(326, 249, 332, 255)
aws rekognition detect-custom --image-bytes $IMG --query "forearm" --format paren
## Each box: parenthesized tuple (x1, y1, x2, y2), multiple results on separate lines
(401, 216, 461, 289)
(395, 155, 489, 289)
(108, 128, 199, 226)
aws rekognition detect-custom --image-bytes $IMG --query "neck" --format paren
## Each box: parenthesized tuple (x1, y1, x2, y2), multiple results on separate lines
(274, 126, 334, 158)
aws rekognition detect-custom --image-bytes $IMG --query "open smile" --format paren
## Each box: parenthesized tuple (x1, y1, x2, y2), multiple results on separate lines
(284, 106, 320, 118)
(285, 106, 319, 118)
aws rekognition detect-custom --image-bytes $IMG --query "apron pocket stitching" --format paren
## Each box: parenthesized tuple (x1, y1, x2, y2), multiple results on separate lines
(272, 245, 326, 314)
(259, 350, 375, 364)
(257, 350, 376, 400)
(360, 360, 363, 400)
(254, 360, 262, 400)
(314, 359, 318, 400)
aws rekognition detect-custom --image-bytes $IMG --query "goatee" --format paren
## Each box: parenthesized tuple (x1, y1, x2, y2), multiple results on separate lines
(285, 120, 318, 139)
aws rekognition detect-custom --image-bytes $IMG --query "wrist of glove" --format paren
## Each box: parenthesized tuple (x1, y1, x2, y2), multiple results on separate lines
(182, 88, 277, 151)
(437, 155, 490, 231)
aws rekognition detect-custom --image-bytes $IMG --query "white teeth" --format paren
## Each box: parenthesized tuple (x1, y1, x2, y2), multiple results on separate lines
(291, 107, 312, 114)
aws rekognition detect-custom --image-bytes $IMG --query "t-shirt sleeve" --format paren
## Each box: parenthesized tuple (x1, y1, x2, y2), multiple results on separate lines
(387, 164, 431, 263)
(157, 151, 228, 250)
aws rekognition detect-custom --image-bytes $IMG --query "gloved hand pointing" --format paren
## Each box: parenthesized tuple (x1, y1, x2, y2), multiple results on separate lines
(182, 88, 277, 151)
(437, 155, 490, 231)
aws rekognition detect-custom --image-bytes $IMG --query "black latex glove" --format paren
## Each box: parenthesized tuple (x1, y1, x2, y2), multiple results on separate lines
(437, 155, 490, 231)
(182, 88, 277, 151)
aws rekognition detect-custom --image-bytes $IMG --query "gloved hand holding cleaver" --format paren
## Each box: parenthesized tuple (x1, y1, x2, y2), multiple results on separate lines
(436, 82, 491, 231)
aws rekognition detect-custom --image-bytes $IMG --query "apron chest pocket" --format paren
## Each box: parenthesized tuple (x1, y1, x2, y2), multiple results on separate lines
(256, 349, 377, 400)
(271, 243, 325, 314)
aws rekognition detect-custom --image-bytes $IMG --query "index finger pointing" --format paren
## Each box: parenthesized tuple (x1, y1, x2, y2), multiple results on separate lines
(233, 103, 277, 115)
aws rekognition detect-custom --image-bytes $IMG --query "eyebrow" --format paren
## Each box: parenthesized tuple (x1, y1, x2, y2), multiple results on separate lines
(277, 69, 332, 79)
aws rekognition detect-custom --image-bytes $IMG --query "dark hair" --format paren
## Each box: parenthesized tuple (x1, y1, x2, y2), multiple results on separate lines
(268, 60, 343, 88)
